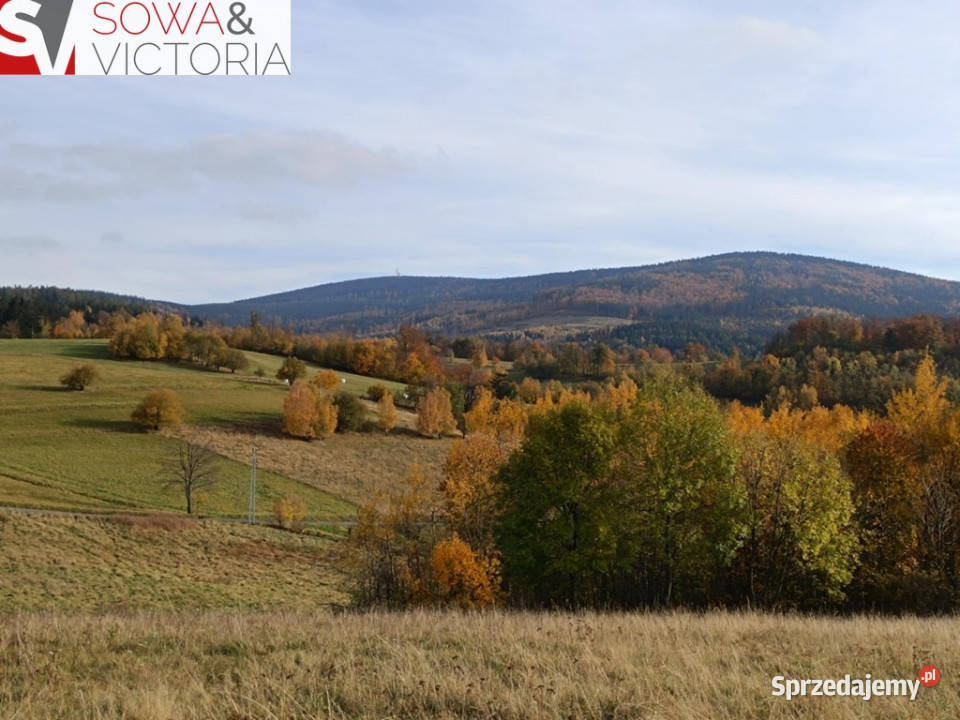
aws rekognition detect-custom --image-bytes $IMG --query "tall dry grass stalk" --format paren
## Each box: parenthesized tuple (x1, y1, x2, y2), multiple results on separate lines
(0, 610, 956, 719)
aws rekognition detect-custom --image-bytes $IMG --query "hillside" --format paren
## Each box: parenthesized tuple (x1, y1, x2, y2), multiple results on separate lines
(189, 253, 960, 352)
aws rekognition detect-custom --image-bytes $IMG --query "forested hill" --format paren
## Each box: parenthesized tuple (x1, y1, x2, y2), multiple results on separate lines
(189, 253, 960, 353)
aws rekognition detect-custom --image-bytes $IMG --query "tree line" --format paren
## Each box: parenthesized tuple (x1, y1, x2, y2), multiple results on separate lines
(347, 357, 960, 614)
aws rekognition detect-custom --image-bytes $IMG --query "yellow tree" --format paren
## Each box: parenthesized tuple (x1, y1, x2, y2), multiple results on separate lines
(377, 392, 398, 434)
(431, 534, 500, 609)
(314, 394, 339, 439)
(131, 389, 185, 430)
(313, 369, 341, 391)
(282, 380, 319, 440)
(417, 388, 457, 438)
(464, 387, 495, 434)
(442, 433, 509, 551)
(887, 354, 952, 459)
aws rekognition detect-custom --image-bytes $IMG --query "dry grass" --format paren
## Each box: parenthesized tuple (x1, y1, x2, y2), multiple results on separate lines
(0, 512, 347, 612)
(0, 610, 956, 719)
(172, 425, 454, 507)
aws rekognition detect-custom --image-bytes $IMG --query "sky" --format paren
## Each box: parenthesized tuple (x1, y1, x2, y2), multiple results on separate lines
(4, 0, 960, 303)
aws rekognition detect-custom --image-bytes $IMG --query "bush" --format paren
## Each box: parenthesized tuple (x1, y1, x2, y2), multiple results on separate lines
(273, 496, 308, 532)
(334, 391, 366, 432)
(367, 384, 391, 401)
(60, 364, 99, 391)
(132, 389, 185, 430)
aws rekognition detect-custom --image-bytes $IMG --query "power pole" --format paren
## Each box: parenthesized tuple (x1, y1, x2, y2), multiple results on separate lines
(248, 446, 258, 524)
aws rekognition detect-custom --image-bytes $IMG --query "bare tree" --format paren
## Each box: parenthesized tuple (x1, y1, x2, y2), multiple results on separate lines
(166, 442, 219, 515)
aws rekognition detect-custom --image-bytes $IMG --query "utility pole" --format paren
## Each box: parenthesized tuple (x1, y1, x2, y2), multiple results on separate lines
(248, 446, 258, 524)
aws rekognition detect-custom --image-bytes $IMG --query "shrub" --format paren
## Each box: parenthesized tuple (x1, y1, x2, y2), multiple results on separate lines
(367, 384, 391, 401)
(334, 391, 366, 432)
(132, 389, 185, 430)
(273, 496, 308, 531)
(60, 364, 99, 391)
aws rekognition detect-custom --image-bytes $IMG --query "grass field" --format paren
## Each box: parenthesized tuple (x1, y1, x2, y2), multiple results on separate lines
(0, 609, 955, 720)
(0, 339, 419, 519)
(0, 512, 346, 612)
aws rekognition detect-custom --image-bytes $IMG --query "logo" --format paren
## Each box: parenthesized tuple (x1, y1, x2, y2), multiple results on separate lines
(771, 671, 940, 702)
(0, 0, 77, 74)
(0, 0, 290, 75)
(919, 665, 941, 688)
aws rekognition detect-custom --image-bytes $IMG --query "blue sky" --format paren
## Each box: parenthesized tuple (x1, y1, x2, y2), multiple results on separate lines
(4, 0, 960, 302)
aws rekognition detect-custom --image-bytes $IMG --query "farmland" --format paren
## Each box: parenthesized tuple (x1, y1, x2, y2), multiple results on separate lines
(0, 339, 420, 519)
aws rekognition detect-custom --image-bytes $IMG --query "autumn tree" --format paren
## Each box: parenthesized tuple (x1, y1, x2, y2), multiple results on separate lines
(845, 421, 920, 610)
(283, 380, 319, 440)
(132, 389, 185, 430)
(367, 383, 391, 401)
(346, 464, 441, 607)
(165, 442, 219, 515)
(442, 432, 509, 553)
(60, 364, 99, 391)
(277, 356, 307, 384)
(377, 392, 398, 434)
(314, 369, 341, 391)
(416, 388, 457, 438)
(887, 354, 952, 460)
(732, 433, 857, 609)
(53, 310, 88, 339)
(431, 534, 500, 609)
(314, 393, 339, 438)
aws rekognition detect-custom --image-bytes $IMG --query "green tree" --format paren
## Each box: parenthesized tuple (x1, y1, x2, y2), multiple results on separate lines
(495, 403, 622, 608)
(221, 348, 249, 374)
(733, 432, 858, 609)
(334, 391, 366, 432)
(614, 377, 745, 607)
(277, 356, 307, 384)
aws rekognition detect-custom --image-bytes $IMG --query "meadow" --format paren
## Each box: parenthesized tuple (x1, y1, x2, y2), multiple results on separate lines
(0, 340, 416, 519)
(0, 512, 346, 612)
(1, 608, 956, 720)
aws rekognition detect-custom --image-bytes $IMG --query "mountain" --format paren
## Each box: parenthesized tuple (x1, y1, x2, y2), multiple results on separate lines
(189, 252, 960, 353)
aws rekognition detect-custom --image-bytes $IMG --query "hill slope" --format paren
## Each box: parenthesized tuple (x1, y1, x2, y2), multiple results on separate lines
(191, 253, 960, 352)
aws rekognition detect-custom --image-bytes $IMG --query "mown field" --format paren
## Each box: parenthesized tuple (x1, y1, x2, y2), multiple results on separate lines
(0, 512, 346, 612)
(0, 340, 418, 519)
(0, 608, 955, 720)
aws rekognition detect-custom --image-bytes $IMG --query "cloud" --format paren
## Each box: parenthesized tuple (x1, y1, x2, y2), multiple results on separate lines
(99, 232, 124, 245)
(0, 130, 412, 203)
(0, 235, 60, 254)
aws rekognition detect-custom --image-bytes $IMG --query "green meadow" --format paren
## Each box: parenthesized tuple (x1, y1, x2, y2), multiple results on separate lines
(0, 339, 368, 519)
